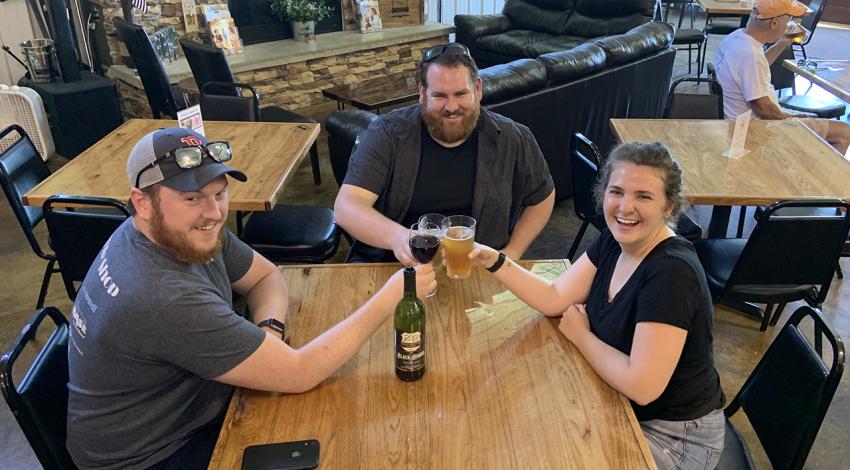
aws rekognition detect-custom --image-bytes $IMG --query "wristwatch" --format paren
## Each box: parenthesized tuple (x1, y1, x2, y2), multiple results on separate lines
(257, 318, 286, 339)
(487, 251, 507, 273)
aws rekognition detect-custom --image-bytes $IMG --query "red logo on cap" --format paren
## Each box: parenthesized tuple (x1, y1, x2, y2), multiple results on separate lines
(181, 135, 203, 146)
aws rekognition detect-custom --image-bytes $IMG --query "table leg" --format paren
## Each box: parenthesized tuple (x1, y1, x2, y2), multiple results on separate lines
(708, 206, 732, 238)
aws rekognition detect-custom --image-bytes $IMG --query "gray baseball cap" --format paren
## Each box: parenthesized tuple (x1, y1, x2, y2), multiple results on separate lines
(127, 127, 247, 191)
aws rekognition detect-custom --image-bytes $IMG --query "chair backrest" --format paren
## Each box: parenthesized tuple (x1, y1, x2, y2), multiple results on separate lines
(706, 62, 723, 95)
(770, 45, 797, 92)
(113, 17, 181, 119)
(800, 0, 827, 45)
(726, 199, 850, 304)
(570, 133, 605, 229)
(178, 38, 239, 97)
(0, 125, 52, 260)
(325, 110, 381, 188)
(0, 307, 76, 470)
(726, 305, 844, 470)
(664, 76, 724, 119)
(199, 81, 261, 121)
(42, 195, 130, 301)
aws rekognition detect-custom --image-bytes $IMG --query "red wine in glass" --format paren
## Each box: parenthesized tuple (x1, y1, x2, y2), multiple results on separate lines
(410, 234, 440, 263)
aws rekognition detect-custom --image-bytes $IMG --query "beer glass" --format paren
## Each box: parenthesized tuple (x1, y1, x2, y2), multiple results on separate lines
(784, 20, 807, 44)
(418, 213, 446, 270)
(409, 222, 442, 297)
(441, 215, 476, 280)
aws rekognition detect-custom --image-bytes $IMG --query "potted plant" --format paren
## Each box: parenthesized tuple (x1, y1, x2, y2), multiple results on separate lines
(270, 0, 333, 42)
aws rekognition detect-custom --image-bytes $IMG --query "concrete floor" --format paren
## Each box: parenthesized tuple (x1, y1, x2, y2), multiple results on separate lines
(2, 14, 850, 470)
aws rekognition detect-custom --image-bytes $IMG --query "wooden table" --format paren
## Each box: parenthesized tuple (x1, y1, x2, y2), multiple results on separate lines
(209, 262, 657, 469)
(783, 59, 850, 103)
(696, 0, 753, 15)
(610, 118, 850, 237)
(22, 119, 320, 211)
(322, 71, 419, 113)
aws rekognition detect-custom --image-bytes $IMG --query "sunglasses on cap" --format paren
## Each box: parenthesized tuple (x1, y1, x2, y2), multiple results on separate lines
(422, 43, 472, 63)
(134, 140, 233, 188)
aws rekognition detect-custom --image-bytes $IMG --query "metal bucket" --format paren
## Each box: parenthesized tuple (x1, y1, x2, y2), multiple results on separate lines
(20, 38, 56, 83)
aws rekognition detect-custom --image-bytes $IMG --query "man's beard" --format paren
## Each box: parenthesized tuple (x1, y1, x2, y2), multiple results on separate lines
(421, 103, 480, 145)
(150, 203, 223, 264)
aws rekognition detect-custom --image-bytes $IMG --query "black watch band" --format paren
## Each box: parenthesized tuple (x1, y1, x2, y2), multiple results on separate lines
(487, 251, 507, 273)
(257, 318, 286, 338)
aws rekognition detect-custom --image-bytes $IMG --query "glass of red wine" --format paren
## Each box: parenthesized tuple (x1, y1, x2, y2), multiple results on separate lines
(409, 222, 442, 297)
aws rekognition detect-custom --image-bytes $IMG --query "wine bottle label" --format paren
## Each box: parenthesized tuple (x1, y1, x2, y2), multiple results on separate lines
(395, 330, 425, 371)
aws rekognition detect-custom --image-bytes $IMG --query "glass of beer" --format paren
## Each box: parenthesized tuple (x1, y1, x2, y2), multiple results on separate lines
(418, 213, 446, 270)
(441, 215, 476, 280)
(784, 20, 807, 44)
(408, 222, 442, 297)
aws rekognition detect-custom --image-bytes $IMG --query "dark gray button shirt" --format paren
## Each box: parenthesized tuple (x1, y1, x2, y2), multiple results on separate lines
(343, 104, 555, 262)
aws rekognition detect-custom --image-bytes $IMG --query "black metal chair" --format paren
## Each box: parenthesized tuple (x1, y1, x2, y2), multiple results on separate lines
(673, 29, 707, 77)
(700, 13, 747, 75)
(663, 75, 724, 119)
(113, 17, 185, 119)
(795, 0, 829, 61)
(0, 306, 76, 470)
(770, 45, 846, 119)
(42, 196, 130, 301)
(567, 133, 703, 261)
(719, 305, 844, 470)
(325, 110, 381, 188)
(0, 125, 59, 309)
(179, 38, 322, 186)
(190, 81, 340, 263)
(695, 199, 850, 331)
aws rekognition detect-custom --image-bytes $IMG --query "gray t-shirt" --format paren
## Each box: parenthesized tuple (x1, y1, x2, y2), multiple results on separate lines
(66, 219, 265, 469)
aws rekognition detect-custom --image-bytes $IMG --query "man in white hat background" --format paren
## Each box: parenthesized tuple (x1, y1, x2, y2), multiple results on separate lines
(714, 0, 850, 154)
(65, 127, 434, 469)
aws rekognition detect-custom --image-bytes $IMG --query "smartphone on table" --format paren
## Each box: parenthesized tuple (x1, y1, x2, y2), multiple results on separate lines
(241, 439, 320, 470)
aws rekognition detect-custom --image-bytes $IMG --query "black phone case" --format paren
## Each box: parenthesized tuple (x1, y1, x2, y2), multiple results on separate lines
(241, 439, 320, 470)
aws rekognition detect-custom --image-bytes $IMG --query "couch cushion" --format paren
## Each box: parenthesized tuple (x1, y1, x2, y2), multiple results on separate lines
(476, 30, 554, 58)
(523, 35, 592, 56)
(594, 22, 674, 66)
(574, 0, 653, 18)
(537, 43, 607, 83)
(560, 0, 653, 36)
(480, 59, 548, 104)
(503, 0, 575, 35)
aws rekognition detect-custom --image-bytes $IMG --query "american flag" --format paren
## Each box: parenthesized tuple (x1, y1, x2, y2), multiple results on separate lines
(131, 0, 147, 13)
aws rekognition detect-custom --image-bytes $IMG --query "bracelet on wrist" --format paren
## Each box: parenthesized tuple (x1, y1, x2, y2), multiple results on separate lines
(487, 251, 507, 273)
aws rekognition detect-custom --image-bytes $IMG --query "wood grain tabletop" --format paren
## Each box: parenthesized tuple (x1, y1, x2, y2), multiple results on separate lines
(22, 119, 320, 211)
(208, 261, 656, 470)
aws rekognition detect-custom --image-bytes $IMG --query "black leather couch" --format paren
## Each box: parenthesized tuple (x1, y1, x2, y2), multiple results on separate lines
(326, 21, 675, 200)
(455, 0, 656, 68)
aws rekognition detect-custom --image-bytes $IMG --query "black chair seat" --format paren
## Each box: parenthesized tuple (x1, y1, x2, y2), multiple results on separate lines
(260, 106, 316, 125)
(676, 214, 703, 242)
(673, 29, 705, 44)
(705, 23, 739, 35)
(717, 419, 755, 470)
(695, 238, 816, 302)
(241, 205, 340, 263)
(779, 95, 846, 119)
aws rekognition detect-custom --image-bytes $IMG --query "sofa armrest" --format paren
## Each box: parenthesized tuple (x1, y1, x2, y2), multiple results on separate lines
(325, 110, 380, 187)
(455, 14, 514, 47)
(479, 59, 548, 105)
(595, 22, 674, 66)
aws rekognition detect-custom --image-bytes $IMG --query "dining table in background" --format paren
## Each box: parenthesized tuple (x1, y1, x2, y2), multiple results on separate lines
(208, 261, 657, 470)
(782, 59, 850, 103)
(610, 118, 850, 238)
(22, 119, 320, 212)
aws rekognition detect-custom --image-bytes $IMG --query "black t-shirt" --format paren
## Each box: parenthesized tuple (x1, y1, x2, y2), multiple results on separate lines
(585, 229, 724, 421)
(400, 125, 477, 229)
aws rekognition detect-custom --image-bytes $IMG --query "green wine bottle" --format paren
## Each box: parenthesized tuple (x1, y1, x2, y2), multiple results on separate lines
(394, 267, 426, 381)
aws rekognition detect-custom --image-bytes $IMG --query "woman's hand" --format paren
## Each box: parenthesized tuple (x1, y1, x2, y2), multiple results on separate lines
(468, 242, 501, 270)
(559, 304, 590, 346)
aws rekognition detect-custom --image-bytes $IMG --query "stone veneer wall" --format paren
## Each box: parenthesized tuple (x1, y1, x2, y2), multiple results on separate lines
(94, 0, 360, 67)
(116, 36, 447, 118)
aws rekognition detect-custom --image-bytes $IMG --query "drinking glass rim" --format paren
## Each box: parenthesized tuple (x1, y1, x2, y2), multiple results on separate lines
(441, 215, 477, 229)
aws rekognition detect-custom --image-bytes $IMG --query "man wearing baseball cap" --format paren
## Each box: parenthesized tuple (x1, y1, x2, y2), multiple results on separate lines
(66, 127, 435, 469)
(714, 0, 850, 154)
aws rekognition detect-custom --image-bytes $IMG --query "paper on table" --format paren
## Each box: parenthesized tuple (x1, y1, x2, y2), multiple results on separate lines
(722, 110, 751, 159)
(479, 262, 565, 308)
(176, 104, 205, 137)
